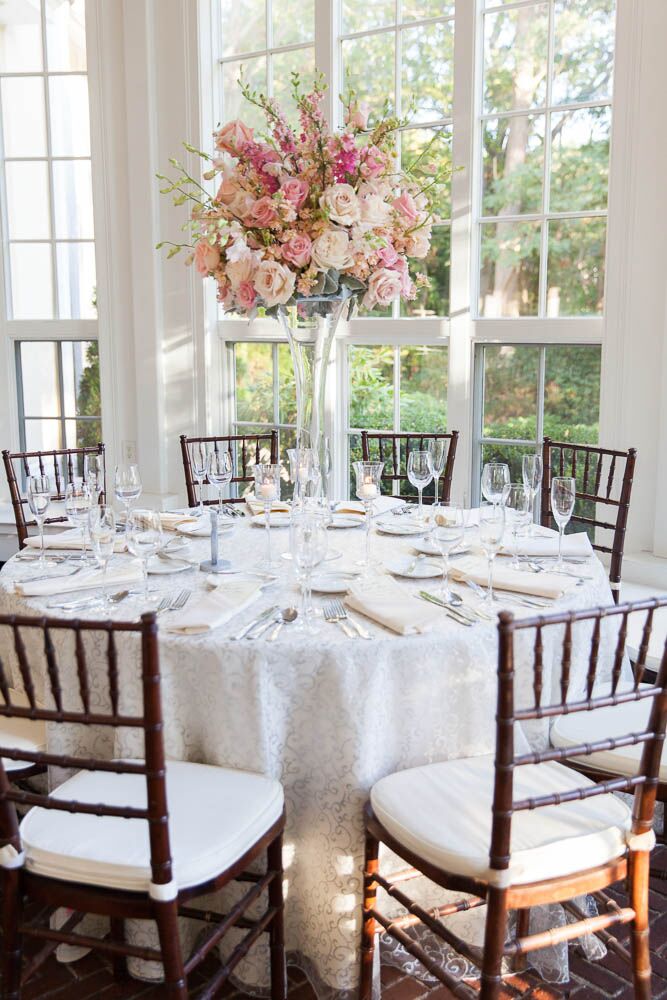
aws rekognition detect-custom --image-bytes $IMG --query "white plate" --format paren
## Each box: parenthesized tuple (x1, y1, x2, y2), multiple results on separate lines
(311, 573, 352, 594)
(329, 513, 364, 529)
(385, 556, 443, 579)
(147, 556, 193, 574)
(412, 538, 471, 557)
(375, 520, 427, 537)
(177, 519, 235, 538)
(251, 513, 292, 528)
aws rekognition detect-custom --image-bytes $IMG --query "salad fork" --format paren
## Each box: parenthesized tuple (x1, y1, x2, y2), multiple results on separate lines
(329, 599, 371, 639)
(323, 602, 356, 638)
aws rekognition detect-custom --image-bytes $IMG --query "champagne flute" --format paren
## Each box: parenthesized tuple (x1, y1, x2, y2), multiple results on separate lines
(407, 451, 433, 522)
(207, 451, 233, 516)
(126, 509, 164, 604)
(481, 462, 510, 508)
(114, 463, 142, 527)
(502, 483, 532, 569)
(551, 476, 576, 571)
(431, 505, 464, 603)
(189, 443, 209, 516)
(65, 482, 93, 563)
(290, 512, 328, 633)
(353, 461, 383, 575)
(27, 475, 52, 570)
(427, 440, 447, 507)
(84, 454, 104, 503)
(89, 505, 116, 612)
(253, 463, 281, 570)
(522, 454, 543, 535)
(479, 502, 506, 605)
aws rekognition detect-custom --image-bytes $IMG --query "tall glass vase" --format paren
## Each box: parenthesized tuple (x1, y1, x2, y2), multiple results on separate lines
(278, 296, 350, 501)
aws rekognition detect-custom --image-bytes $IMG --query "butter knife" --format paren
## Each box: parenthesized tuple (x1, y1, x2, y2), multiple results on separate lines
(230, 605, 278, 641)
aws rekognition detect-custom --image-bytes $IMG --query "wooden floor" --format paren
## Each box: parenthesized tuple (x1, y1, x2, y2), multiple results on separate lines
(9, 847, 667, 999)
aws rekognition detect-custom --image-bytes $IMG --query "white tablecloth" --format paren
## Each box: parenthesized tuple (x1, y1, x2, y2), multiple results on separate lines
(0, 503, 620, 995)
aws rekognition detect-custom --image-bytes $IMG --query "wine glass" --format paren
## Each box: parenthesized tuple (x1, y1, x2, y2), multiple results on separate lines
(207, 450, 233, 516)
(253, 463, 281, 570)
(290, 512, 328, 633)
(89, 505, 116, 612)
(522, 454, 543, 535)
(430, 505, 465, 603)
(84, 454, 104, 502)
(479, 502, 506, 605)
(126, 509, 164, 604)
(551, 476, 576, 570)
(189, 442, 209, 516)
(27, 475, 52, 570)
(407, 451, 433, 522)
(353, 461, 383, 575)
(502, 483, 532, 569)
(427, 440, 447, 508)
(481, 462, 510, 507)
(114, 463, 142, 527)
(65, 482, 93, 563)
(287, 447, 318, 506)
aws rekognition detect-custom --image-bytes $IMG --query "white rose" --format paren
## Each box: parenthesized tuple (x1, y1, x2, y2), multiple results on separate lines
(362, 268, 403, 309)
(320, 183, 361, 226)
(253, 260, 296, 307)
(358, 191, 392, 228)
(407, 226, 432, 259)
(358, 180, 392, 200)
(311, 229, 353, 272)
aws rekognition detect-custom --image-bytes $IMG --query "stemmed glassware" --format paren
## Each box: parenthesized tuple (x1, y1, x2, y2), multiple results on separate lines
(481, 462, 510, 507)
(114, 463, 142, 527)
(353, 461, 383, 575)
(479, 502, 506, 604)
(287, 447, 318, 506)
(65, 482, 93, 563)
(189, 443, 209, 516)
(427, 440, 447, 508)
(407, 451, 433, 522)
(207, 451, 233, 516)
(89, 505, 116, 612)
(522, 454, 543, 534)
(290, 512, 328, 633)
(253, 463, 281, 570)
(431, 505, 465, 603)
(502, 483, 532, 569)
(551, 476, 576, 570)
(27, 475, 52, 570)
(126, 509, 164, 604)
(84, 454, 104, 503)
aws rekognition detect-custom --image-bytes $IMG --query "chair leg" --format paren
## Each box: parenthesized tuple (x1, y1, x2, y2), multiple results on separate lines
(480, 887, 509, 1000)
(513, 908, 530, 973)
(629, 849, 652, 1000)
(1, 868, 22, 1000)
(154, 899, 187, 999)
(268, 832, 286, 1000)
(359, 833, 380, 1000)
(109, 917, 128, 981)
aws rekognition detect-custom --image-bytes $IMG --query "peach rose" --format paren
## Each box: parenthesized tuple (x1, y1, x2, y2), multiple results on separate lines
(194, 239, 221, 276)
(281, 178, 309, 209)
(311, 229, 353, 272)
(320, 183, 360, 226)
(345, 100, 370, 130)
(282, 234, 312, 269)
(249, 196, 279, 228)
(236, 281, 257, 310)
(225, 188, 255, 221)
(363, 268, 402, 309)
(254, 260, 296, 307)
(214, 119, 254, 155)
(227, 249, 259, 289)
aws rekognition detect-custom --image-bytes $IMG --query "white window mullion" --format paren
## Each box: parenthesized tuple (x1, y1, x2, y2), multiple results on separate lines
(40, 3, 59, 321)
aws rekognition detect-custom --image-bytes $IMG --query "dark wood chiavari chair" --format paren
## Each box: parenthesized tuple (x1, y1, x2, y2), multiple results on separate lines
(0, 612, 286, 999)
(2, 444, 106, 550)
(359, 597, 667, 1000)
(360, 430, 459, 504)
(180, 432, 279, 507)
(541, 437, 637, 602)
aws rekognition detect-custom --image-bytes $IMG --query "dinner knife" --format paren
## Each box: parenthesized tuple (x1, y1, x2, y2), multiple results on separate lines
(230, 605, 278, 641)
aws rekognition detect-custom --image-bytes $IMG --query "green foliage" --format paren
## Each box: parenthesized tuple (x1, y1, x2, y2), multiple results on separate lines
(75, 342, 102, 450)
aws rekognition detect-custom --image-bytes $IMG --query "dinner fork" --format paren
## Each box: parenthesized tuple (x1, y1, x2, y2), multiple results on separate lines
(322, 601, 356, 638)
(329, 599, 371, 639)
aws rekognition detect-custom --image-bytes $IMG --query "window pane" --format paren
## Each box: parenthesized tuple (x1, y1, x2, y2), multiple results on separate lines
(341, 32, 395, 123)
(10, 243, 53, 319)
(549, 107, 610, 213)
(19, 342, 61, 417)
(401, 225, 450, 317)
(403, 1, 454, 18)
(24, 418, 62, 453)
(56, 242, 96, 318)
(401, 126, 451, 220)
(348, 345, 394, 431)
(220, 0, 265, 56)
(234, 342, 274, 424)
(45, 0, 86, 71)
(402, 19, 453, 123)
(342, 1, 394, 33)
(273, 0, 314, 47)
(0, 0, 43, 72)
(49, 75, 90, 155)
(222, 56, 267, 131)
(65, 418, 102, 450)
(399, 345, 448, 432)
(552, 0, 615, 105)
(277, 343, 296, 427)
(544, 346, 600, 444)
(546, 217, 606, 317)
(482, 115, 544, 217)
(1, 76, 47, 156)
(481, 442, 534, 485)
(52, 159, 94, 238)
(272, 48, 315, 122)
(5, 161, 50, 239)
(60, 341, 99, 417)
(483, 5, 549, 115)
(483, 345, 539, 442)
(479, 220, 541, 317)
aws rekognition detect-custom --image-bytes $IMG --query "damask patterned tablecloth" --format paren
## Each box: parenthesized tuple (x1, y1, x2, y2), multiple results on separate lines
(0, 507, 619, 996)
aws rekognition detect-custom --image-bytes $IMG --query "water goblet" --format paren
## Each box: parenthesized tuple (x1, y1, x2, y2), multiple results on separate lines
(253, 463, 281, 570)
(481, 462, 510, 508)
(431, 505, 465, 603)
(114, 463, 142, 528)
(89, 505, 116, 612)
(551, 476, 576, 570)
(126, 509, 164, 604)
(407, 451, 433, 522)
(522, 454, 543, 535)
(502, 483, 532, 569)
(479, 502, 506, 605)
(65, 482, 93, 563)
(427, 440, 447, 507)
(84, 453, 104, 502)
(189, 442, 209, 515)
(353, 461, 383, 575)
(207, 450, 233, 516)
(290, 512, 328, 634)
(27, 475, 52, 570)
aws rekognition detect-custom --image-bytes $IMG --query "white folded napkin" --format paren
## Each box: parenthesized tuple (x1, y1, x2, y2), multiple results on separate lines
(157, 512, 199, 532)
(449, 556, 575, 601)
(345, 577, 442, 635)
(503, 530, 593, 559)
(25, 528, 126, 553)
(15, 560, 143, 598)
(245, 496, 291, 516)
(165, 579, 263, 635)
(334, 500, 366, 518)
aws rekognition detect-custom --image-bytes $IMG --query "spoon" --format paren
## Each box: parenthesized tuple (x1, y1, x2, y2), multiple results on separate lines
(267, 607, 298, 641)
(46, 590, 131, 612)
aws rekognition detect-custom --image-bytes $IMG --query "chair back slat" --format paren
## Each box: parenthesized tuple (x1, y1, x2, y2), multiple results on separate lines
(586, 617, 601, 699)
(560, 620, 572, 704)
(635, 608, 655, 687)
(361, 430, 459, 504)
(533, 625, 543, 709)
(611, 611, 629, 695)
(43, 627, 63, 713)
(0, 650, 11, 707)
(108, 629, 119, 716)
(179, 432, 278, 507)
(75, 631, 90, 714)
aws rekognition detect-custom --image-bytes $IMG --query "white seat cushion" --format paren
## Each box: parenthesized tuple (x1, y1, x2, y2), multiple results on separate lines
(20, 760, 283, 893)
(551, 690, 667, 781)
(0, 690, 46, 773)
(371, 755, 631, 886)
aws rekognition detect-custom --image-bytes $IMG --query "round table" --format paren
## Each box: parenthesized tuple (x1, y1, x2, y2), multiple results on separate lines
(0, 503, 618, 995)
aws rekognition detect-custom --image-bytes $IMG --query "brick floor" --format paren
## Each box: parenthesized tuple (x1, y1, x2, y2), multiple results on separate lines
(8, 850, 667, 998)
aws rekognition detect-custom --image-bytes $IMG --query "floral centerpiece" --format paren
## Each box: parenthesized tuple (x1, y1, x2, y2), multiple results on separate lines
(159, 74, 446, 493)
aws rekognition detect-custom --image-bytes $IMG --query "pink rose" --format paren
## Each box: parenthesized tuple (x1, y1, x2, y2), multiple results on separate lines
(254, 260, 296, 307)
(249, 196, 279, 228)
(393, 191, 419, 224)
(194, 239, 221, 276)
(214, 119, 254, 155)
(236, 280, 257, 311)
(378, 244, 399, 267)
(280, 177, 309, 209)
(389, 255, 412, 296)
(360, 146, 386, 180)
(345, 100, 370, 130)
(282, 234, 312, 269)
(363, 268, 403, 309)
